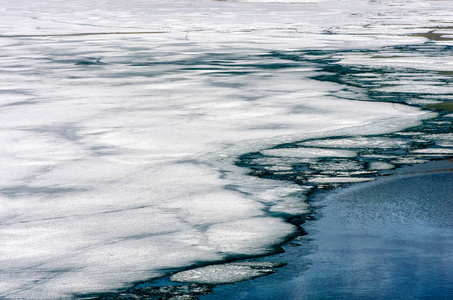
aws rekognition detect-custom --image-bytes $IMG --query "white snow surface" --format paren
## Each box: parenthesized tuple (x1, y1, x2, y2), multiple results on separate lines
(0, 0, 446, 298)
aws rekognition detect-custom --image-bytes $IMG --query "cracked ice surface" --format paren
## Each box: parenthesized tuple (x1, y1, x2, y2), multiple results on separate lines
(0, 0, 445, 298)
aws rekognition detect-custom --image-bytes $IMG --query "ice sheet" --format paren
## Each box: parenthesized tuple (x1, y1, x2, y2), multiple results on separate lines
(0, 0, 445, 298)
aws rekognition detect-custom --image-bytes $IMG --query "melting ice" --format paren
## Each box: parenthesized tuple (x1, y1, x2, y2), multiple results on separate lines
(0, 0, 452, 298)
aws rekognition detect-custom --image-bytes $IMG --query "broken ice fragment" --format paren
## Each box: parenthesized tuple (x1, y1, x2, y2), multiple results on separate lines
(169, 261, 285, 284)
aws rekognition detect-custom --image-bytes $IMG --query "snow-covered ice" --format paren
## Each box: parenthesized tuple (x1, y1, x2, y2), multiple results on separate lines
(0, 0, 450, 298)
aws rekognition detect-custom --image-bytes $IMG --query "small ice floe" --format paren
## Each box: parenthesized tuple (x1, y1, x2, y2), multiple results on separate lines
(169, 261, 285, 284)
(361, 154, 397, 159)
(309, 177, 374, 184)
(261, 148, 356, 158)
(392, 157, 427, 165)
(423, 133, 453, 148)
(300, 136, 408, 149)
(369, 161, 395, 170)
(412, 148, 453, 155)
(341, 171, 377, 176)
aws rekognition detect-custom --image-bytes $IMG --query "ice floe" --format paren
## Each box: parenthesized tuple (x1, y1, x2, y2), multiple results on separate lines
(300, 137, 408, 149)
(308, 177, 374, 184)
(170, 261, 285, 284)
(261, 148, 357, 158)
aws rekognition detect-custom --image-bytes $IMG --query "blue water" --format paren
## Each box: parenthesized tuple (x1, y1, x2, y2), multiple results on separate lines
(200, 169, 453, 300)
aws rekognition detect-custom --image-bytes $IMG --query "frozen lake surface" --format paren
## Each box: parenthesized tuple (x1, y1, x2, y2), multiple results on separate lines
(0, 0, 452, 299)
